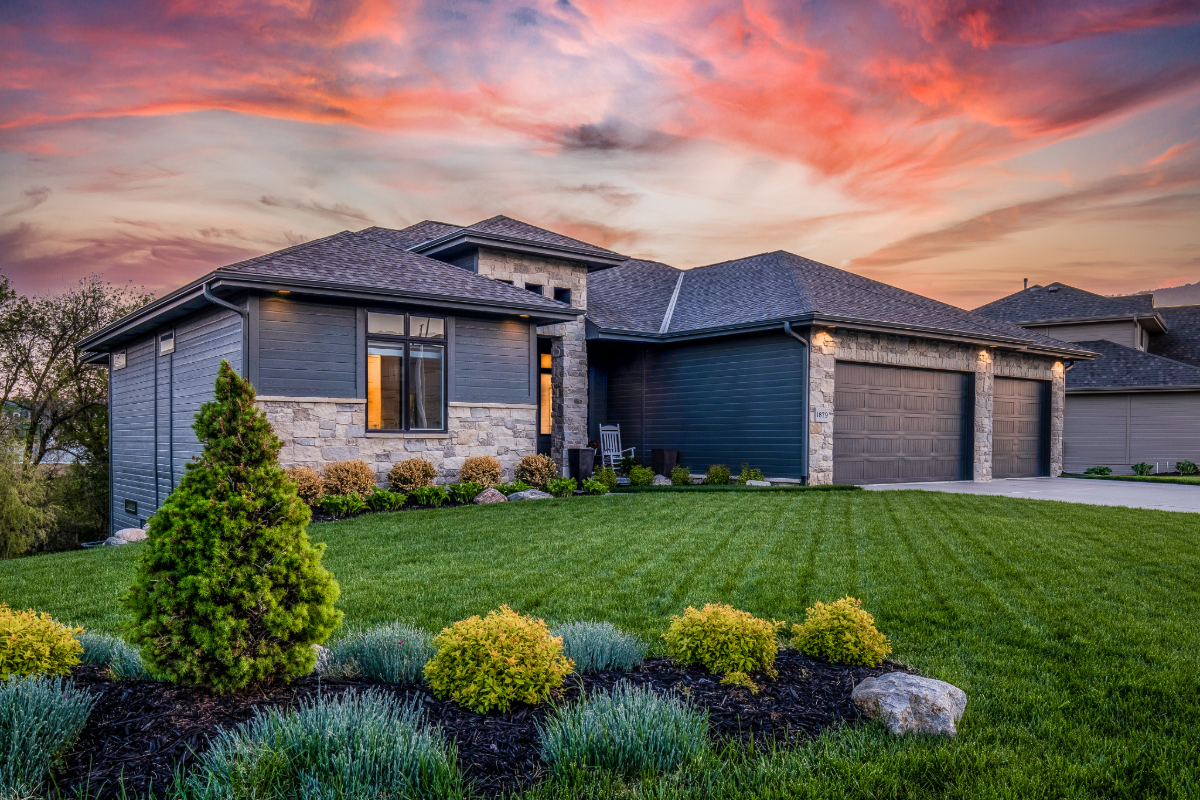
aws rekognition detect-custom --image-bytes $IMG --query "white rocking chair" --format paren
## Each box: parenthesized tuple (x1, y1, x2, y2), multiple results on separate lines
(599, 424, 635, 470)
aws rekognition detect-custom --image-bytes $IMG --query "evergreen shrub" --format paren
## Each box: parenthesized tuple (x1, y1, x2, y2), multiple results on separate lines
(284, 466, 324, 505)
(182, 689, 465, 800)
(123, 361, 342, 693)
(0, 676, 96, 800)
(553, 621, 647, 673)
(705, 464, 732, 485)
(365, 487, 406, 511)
(539, 682, 708, 777)
(447, 482, 484, 504)
(790, 596, 892, 667)
(319, 493, 368, 519)
(424, 606, 573, 713)
(0, 605, 82, 680)
(323, 460, 376, 497)
(318, 622, 435, 683)
(629, 465, 654, 486)
(670, 465, 692, 486)
(545, 477, 577, 497)
(459, 456, 502, 487)
(410, 485, 449, 508)
(78, 631, 149, 680)
(389, 458, 437, 492)
(663, 604, 784, 687)
(515, 454, 558, 489)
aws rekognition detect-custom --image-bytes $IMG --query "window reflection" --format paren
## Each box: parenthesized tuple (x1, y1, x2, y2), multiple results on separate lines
(367, 345, 404, 430)
(408, 344, 444, 430)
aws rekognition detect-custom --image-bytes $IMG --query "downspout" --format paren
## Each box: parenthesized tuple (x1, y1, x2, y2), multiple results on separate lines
(203, 282, 249, 376)
(783, 321, 810, 484)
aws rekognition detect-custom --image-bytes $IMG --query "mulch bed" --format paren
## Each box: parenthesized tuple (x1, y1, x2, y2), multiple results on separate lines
(57, 651, 910, 799)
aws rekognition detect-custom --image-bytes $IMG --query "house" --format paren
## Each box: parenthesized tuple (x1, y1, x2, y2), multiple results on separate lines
(80, 217, 1092, 531)
(974, 283, 1200, 474)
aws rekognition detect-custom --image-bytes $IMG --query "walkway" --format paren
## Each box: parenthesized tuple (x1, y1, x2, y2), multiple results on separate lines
(862, 476, 1200, 513)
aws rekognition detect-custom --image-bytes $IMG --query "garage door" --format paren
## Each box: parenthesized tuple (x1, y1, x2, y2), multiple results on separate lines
(834, 363, 969, 484)
(993, 378, 1047, 478)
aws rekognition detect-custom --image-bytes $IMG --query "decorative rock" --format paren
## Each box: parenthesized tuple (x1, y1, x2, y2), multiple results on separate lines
(474, 487, 508, 504)
(652, 474, 671, 486)
(745, 480, 771, 487)
(103, 537, 126, 547)
(506, 488, 553, 501)
(851, 672, 967, 737)
(114, 527, 148, 543)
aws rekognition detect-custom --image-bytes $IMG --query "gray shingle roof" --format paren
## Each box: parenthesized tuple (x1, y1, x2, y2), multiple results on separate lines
(464, 215, 623, 258)
(360, 221, 463, 250)
(973, 282, 1154, 322)
(219, 230, 576, 313)
(587, 250, 1090, 354)
(586, 259, 682, 333)
(1149, 305, 1200, 369)
(1066, 340, 1200, 390)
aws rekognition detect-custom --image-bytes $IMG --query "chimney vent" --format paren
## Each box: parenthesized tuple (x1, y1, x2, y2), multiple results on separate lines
(1024, 278, 1028, 290)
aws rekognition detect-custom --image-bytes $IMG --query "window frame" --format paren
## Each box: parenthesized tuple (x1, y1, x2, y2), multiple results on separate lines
(366, 311, 448, 434)
(159, 330, 175, 356)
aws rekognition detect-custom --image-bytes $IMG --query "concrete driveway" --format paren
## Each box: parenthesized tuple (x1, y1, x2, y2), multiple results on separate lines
(862, 476, 1200, 513)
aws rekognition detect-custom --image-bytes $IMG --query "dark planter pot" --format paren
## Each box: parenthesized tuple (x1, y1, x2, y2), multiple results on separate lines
(652, 449, 679, 476)
(568, 448, 595, 482)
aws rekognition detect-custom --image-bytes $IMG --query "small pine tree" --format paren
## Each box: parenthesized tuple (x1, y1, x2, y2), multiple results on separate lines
(124, 361, 341, 692)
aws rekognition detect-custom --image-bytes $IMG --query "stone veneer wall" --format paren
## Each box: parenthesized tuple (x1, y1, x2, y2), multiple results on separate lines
(805, 328, 1064, 484)
(476, 247, 589, 473)
(259, 398, 537, 485)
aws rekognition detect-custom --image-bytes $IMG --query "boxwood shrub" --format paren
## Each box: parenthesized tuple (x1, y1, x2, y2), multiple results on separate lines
(663, 603, 784, 688)
(790, 596, 892, 666)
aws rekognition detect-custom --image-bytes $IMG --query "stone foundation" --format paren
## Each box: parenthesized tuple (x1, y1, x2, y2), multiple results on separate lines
(260, 398, 537, 484)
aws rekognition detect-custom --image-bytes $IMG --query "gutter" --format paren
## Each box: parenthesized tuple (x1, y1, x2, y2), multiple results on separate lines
(203, 282, 247, 317)
(782, 321, 810, 483)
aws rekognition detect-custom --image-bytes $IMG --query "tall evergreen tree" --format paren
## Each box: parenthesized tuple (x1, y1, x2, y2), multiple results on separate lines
(124, 361, 341, 692)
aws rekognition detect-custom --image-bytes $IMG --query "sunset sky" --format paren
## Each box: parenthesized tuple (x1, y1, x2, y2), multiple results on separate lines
(2, 0, 1198, 309)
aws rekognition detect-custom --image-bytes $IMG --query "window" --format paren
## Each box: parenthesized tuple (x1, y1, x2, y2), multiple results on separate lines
(525, 283, 544, 295)
(539, 352, 552, 435)
(367, 313, 446, 432)
(124, 499, 137, 515)
(159, 331, 175, 355)
(113, 350, 127, 370)
(553, 287, 571, 305)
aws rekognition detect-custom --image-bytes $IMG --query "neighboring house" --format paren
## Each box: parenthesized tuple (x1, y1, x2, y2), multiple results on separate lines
(81, 217, 1090, 531)
(974, 283, 1200, 474)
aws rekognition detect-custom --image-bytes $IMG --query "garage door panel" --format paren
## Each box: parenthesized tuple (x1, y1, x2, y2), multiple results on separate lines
(834, 363, 968, 485)
(993, 377, 1047, 478)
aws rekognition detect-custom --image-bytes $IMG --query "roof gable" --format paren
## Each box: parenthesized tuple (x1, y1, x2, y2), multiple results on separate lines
(973, 282, 1154, 322)
(464, 215, 623, 258)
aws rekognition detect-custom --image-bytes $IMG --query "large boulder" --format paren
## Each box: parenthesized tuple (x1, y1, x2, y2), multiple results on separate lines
(652, 474, 671, 486)
(474, 487, 507, 504)
(507, 488, 553, 501)
(114, 527, 148, 543)
(852, 672, 967, 736)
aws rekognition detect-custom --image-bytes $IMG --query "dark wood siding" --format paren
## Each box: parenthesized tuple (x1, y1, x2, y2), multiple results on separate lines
(453, 317, 532, 404)
(993, 377, 1048, 478)
(603, 334, 807, 478)
(110, 336, 156, 531)
(833, 363, 969, 484)
(258, 298, 357, 397)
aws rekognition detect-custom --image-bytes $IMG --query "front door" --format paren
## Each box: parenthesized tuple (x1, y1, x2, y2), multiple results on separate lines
(537, 338, 553, 456)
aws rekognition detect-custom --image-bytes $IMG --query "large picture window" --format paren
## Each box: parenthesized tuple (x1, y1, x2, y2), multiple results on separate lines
(367, 312, 446, 432)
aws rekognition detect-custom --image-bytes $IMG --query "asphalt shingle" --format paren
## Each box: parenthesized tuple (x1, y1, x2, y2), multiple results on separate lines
(1149, 305, 1200, 369)
(464, 215, 624, 258)
(1066, 339, 1200, 390)
(973, 282, 1154, 322)
(586, 259, 682, 333)
(360, 221, 463, 250)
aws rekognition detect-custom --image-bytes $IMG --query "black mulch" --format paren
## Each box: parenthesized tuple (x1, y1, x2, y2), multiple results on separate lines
(57, 651, 911, 799)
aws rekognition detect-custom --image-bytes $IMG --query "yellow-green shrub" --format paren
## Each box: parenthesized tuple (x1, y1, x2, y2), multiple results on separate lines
(459, 456, 502, 487)
(322, 460, 376, 497)
(790, 596, 891, 666)
(514, 454, 558, 489)
(285, 466, 324, 505)
(424, 605, 573, 713)
(389, 458, 437, 492)
(663, 603, 784, 681)
(0, 604, 83, 679)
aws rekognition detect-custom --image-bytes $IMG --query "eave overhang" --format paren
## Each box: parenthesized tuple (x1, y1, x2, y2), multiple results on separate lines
(1066, 384, 1200, 394)
(413, 231, 626, 271)
(1015, 312, 1168, 334)
(78, 272, 582, 353)
(587, 313, 1097, 360)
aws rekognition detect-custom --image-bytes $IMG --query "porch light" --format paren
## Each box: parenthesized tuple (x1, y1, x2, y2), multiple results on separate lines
(519, 314, 529, 318)
(279, 290, 291, 294)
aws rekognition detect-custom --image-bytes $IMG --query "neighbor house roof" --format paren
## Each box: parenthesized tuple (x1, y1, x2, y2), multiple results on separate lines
(1149, 305, 1200, 369)
(1066, 340, 1200, 392)
(973, 282, 1158, 325)
(587, 250, 1095, 357)
(79, 229, 580, 354)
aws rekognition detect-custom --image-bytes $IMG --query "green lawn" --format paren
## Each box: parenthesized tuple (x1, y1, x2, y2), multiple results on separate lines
(1067, 473, 1200, 486)
(2, 491, 1198, 799)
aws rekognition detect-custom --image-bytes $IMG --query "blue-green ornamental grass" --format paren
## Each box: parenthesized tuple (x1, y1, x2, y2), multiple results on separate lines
(179, 689, 466, 800)
(317, 622, 435, 683)
(77, 631, 150, 680)
(540, 682, 708, 777)
(553, 621, 647, 673)
(0, 676, 96, 799)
